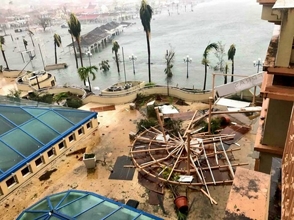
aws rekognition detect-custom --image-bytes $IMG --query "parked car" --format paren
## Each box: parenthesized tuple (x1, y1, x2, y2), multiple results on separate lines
(61, 24, 68, 28)
(14, 28, 23, 33)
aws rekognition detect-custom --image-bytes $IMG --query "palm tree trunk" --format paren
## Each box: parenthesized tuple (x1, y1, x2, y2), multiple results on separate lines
(115, 52, 120, 73)
(146, 32, 151, 83)
(71, 36, 79, 69)
(76, 39, 83, 67)
(54, 43, 57, 64)
(231, 60, 234, 82)
(2, 50, 9, 70)
(30, 35, 35, 47)
(87, 77, 92, 92)
(203, 64, 207, 91)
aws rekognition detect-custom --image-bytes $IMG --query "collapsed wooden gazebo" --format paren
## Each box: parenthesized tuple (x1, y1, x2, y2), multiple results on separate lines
(130, 108, 250, 203)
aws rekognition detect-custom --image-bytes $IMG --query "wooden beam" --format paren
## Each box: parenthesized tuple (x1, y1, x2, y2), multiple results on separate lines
(260, 73, 273, 94)
(267, 67, 294, 77)
(254, 143, 284, 156)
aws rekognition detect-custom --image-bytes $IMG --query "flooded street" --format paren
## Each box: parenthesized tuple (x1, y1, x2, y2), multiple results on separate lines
(1, 0, 273, 90)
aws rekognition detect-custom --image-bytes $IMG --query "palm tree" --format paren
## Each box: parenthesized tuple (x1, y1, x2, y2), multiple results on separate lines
(112, 41, 120, 73)
(140, 0, 153, 83)
(68, 29, 79, 69)
(68, 13, 83, 67)
(202, 43, 218, 91)
(0, 36, 9, 70)
(28, 29, 35, 47)
(53, 34, 62, 64)
(78, 66, 98, 92)
(228, 44, 236, 82)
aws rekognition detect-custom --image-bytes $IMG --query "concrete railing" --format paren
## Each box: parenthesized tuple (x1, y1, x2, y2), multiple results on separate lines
(100, 81, 145, 96)
(17, 74, 56, 92)
(83, 86, 212, 105)
(41, 86, 87, 98)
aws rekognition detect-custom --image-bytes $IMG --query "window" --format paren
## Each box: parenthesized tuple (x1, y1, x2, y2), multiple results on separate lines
(0, 187, 3, 196)
(6, 176, 17, 188)
(35, 157, 44, 167)
(86, 122, 92, 129)
(47, 148, 54, 158)
(68, 134, 75, 142)
(21, 166, 31, 177)
(78, 128, 84, 136)
(58, 141, 65, 150)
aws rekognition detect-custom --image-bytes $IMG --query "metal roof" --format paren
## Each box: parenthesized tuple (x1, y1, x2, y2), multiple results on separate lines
(0, 96, 97, 182)
(17, 190, 163, 220)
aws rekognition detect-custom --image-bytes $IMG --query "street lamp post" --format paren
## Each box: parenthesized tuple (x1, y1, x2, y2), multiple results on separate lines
(86, 50, 92, 91)
(252, 58, 263, 106)
(129, 54, 137, 74)
(86, 51, 92, 67)
(253, 58, 263, 73)
(183, 55, 192, 78)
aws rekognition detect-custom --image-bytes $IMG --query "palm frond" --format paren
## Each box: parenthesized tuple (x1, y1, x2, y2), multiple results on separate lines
(0, 36, 5, 45)
(112, 41, 120, 53)
(28, 29, 34, 36)
(228, 44, 236, 61)
(67, 13, 81, 39)
(140, 0, 153, 34)
(54, 34, 62, 47)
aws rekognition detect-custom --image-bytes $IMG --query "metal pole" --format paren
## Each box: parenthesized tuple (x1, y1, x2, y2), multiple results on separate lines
(186, 60, 189, 78)
(208, 97, 213, 134)
(36, 75, 40, 90)
(212, 73, 215, 100)
(38, 43, 45, 70)
(132, 59, 135, 74)
(122, 47, 127, 84)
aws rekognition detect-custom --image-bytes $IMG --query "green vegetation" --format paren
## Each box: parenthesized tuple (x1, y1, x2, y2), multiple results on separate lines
(202, 43, 218, 91)
(99, 60, 110, 72)
(164, 49, 175, 78)
(7, 89, 21, 99)
(201, 117, 222, 134)
(29, 92, 54, 104)
(53, 33, 62, 64)
(112, 41, 120, 73)
(136, 118, 158, 133)
(78, 65, 98, 92)
(228, 44, 236, 82)
(66, 96, 83, 108)
(162, 167, 180, 181)
(144, 82, 156, 87)
(164, 118, 182, 136)
(68, 13, 83, 67)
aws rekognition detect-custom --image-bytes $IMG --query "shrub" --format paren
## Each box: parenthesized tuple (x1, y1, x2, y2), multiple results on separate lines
(201, 117, 222, 134)
(136, 118, 158, 133)
(66, 97, 83, 108)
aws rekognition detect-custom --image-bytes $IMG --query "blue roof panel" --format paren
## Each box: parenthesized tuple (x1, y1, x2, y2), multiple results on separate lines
(0, 141, 24, 172)
(38, 111, 73, 134)
(0, 116, 15, 135)
(54, 109, 95, 124)
(21, 120, 60, 144)
(1, 129, 42, 157)
(0, 98, 97, 182)
(17, 190, 163, 220)
(0, 106, 33, 125)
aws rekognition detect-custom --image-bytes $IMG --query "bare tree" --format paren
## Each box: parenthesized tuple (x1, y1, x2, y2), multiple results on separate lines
(38, 17, 51, 31)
